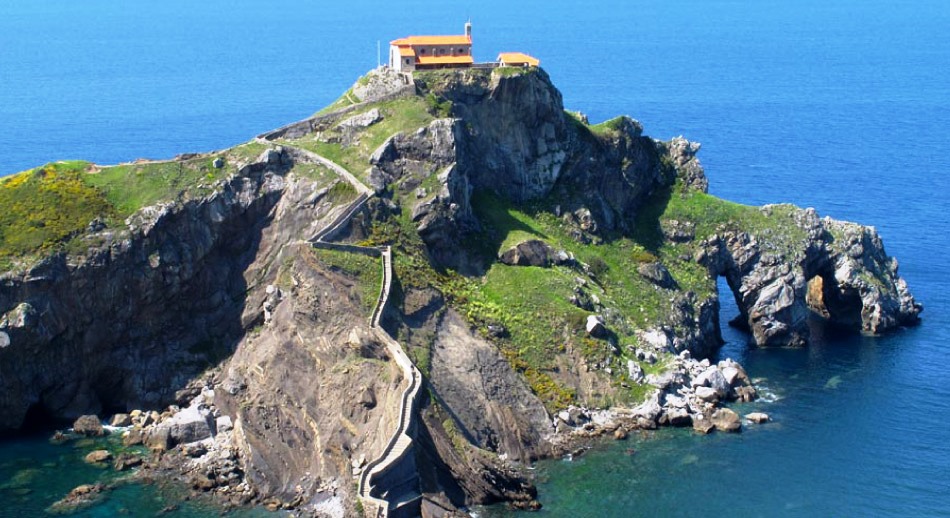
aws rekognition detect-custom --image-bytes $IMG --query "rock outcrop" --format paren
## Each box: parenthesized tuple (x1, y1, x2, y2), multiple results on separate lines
(698, 207, 922, 346)
(396, 70, 679, 270)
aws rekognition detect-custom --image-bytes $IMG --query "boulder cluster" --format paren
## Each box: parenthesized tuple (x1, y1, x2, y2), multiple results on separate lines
(640, 352, 756, 434)
(58, 378, 253, 506)
(552, 351, 761, 444)
(130, 383, 251, 501)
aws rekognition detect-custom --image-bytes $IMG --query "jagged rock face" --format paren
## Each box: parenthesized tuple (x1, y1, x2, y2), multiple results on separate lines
(371, 119, 476, 267)
(385, 69, 683, 267)
(437, 70, 572, 202)
(436, 70, 677, 221)
(662, 137, 708, 192)
(0, 149, 365, 434)
(0, 155, 292, 431)
(698, 207, 922, 346)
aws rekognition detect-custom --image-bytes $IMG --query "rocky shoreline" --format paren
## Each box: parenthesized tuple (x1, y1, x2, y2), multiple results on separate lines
(37, 343, 768, 515)
(41, 372, 265, 515)
(549, 349, 764, 453)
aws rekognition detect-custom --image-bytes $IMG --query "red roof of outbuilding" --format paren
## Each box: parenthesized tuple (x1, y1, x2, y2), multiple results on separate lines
(497, 52, 540, 66)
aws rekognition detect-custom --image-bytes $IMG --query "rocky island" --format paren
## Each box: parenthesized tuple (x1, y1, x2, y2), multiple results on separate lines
(0, 67, 921, 516)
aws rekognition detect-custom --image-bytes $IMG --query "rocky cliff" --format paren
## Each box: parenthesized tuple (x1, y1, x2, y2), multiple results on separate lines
(0, 66, 921, 515)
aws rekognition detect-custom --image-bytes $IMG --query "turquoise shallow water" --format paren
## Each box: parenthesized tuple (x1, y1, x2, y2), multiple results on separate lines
(2, 0, 949, 515)
(0, 431, 269, 518)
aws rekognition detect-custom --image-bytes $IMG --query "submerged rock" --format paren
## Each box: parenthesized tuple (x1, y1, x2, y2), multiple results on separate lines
(47, 483, 105, 515)
(745, 412, 770, 424)
(83, 450, 112, 464)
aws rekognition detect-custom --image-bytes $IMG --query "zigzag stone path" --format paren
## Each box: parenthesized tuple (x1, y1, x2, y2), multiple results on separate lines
(280, 143, 421, 517)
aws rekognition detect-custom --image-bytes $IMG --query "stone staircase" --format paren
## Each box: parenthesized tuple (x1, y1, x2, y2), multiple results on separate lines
(280, 143, 422, 517)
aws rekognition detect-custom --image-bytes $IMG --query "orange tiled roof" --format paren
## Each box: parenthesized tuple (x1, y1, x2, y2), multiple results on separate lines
(391, 35, 471, 46)
(397, 46, 415, 57)
(497, 52, 540, 67)
(415, 55, 474, 65)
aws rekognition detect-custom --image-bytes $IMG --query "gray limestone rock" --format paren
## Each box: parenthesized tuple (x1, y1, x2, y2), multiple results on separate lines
(692, 413, 715, 434)
(637, 262, 678, 289)
(586, 315, 607, 337)
(626, 360, 644, 382)
(693, 366, 730, 398)
(339, 108, 381, 130)
(161, 405, 214, 444)
(698, 209, 921, 347)
(695, 386, 719, 402)
(215, 415, 233, 434)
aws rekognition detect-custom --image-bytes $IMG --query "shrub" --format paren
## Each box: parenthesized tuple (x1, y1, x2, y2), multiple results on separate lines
(632, 249, 658, 263)
(424, 93, 453, 118)
(588, 256, 609, 277)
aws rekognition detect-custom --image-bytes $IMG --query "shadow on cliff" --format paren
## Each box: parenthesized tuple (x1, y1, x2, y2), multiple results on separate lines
(2, 179, 281, 432)
(630, 185, 673, 252)
(460, 190, 552, 276)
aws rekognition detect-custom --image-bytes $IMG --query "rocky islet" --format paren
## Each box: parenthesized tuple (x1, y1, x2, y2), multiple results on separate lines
(0, 66, 921, 515)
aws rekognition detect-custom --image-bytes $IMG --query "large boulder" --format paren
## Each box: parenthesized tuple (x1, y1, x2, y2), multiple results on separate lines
(159, 405, 215, 445)
(83, 450, 112, 464)
(637, 262, 677, 289)
(499, 239, 570, 267)
(72, 415, 105, 437)
(692, 413, 715, 434)
(144, 426, 172, 452)
(711, 408, 741, 433)
(586, 315, 607, 337)
(695, 386, 719, 402)
(109, 413, 131, 427)
(745, 412, 770, 424)
(626, 360, 644, 382)
(693, 366, 730, 398)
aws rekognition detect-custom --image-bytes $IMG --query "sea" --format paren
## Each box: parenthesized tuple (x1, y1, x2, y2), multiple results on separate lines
(1, 0, 949, 516)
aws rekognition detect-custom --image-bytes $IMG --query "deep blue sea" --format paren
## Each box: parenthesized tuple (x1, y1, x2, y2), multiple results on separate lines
(2, 0, 949, 516)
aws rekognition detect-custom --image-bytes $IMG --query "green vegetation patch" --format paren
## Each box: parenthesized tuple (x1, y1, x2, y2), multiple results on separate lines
(639, 182, 809, 261)
(360, 189, 690, 411)
(84, 142, 267, 218)
(315, 88, 359, 116)
(588, 116, 628, 136)
(309, 247, 382, 317)
(283, 96, 435, 184)
(0, 140, 287, 270)
(0, 161, 113, 261)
